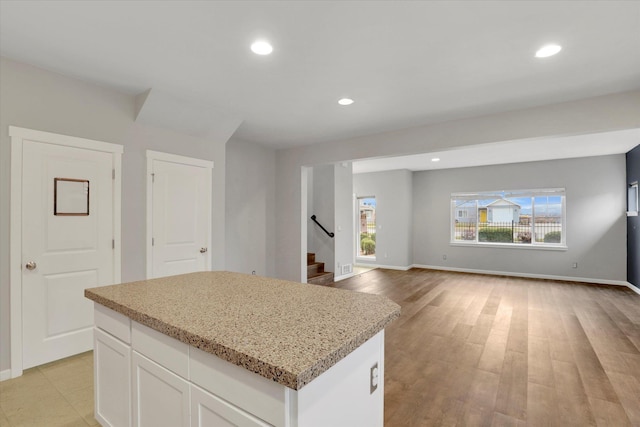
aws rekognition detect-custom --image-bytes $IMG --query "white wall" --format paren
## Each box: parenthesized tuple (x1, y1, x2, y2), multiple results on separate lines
(0, 57, 227, 373)
(275, 90, 640, 282)
(412, 155, 627, 282)
(306, 167, 315, 254)
(353, 170, 413, 268)
(310, 165, 335, 274)
(225, 138, 276, 277)
(333, 163, 354, 279)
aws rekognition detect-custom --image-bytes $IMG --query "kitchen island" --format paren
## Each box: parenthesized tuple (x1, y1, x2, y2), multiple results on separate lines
(85, 271, 400, 427)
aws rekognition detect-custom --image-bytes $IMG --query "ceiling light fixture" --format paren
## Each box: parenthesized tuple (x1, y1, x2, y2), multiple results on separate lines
(338, 98, 354, 106)
(251, 40, 273, 55)
(431, 158, 440, 162)
(535, 44, 562, 58)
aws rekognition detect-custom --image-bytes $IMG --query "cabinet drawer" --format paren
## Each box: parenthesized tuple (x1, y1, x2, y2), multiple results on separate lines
(190, 347, 288, 427)
(191, 384, 272, 427)
(132, 321, 189, 379)
(94, 303, 131, 343)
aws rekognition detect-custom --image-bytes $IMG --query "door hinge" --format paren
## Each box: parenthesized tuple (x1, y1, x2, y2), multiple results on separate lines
(151, 173, 155, 183)
(112, 239, 115, 249)
(112, 169, 115, 180)
(152, 237, 155, 246)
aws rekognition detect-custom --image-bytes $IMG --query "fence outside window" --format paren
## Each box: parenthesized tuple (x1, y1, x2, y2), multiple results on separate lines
(454, 220, 562, 244)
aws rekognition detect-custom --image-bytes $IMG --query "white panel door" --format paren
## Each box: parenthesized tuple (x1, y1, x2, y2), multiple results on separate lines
(151, 158, 211, 278)
(22, 140, 115, 369)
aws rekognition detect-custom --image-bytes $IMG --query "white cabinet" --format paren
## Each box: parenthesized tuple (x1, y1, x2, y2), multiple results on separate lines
(132, 351, 190, 427)
(191, 384, 271, 427)
(94, 327, 131, 427)
(93, 303, 386, 427)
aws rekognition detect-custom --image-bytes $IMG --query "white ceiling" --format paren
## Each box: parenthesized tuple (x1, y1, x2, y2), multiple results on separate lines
(1, 1, 639, 156)
(352, 128, 640, 174)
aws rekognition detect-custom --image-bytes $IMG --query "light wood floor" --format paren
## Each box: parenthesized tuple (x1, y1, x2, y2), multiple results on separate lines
(1, 269, 638, 426)
(333, 268, 640, 427)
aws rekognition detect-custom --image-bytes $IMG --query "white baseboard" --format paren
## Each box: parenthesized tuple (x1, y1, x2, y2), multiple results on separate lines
(359, 263, 412, 271)
(411, 264, 635, 289)
(0, 369, 11, 381)
(333, 272, 357, 282)
(339, 263, 640, 295)
(626, 282, 640, 295)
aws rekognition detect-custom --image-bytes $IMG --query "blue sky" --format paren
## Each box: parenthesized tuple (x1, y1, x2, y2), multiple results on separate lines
(455, 196, 562, 216)
(359, 197, 376, 208)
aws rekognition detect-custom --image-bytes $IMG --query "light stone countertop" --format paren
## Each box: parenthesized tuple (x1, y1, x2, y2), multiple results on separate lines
(84, 271, 400, 390)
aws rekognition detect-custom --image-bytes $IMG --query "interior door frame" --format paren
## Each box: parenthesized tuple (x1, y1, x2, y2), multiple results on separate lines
(9, 126, 123, 378)
(145, 150, 213, 279)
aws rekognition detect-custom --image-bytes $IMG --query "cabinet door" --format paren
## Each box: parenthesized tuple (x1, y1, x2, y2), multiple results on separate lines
(94, 328, 131, 427)
(133, 351, 190, 427)
(191, 384, 272, 427)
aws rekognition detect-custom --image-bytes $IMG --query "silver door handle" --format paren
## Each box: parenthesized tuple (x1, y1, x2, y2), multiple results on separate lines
(200, 248, 208, 253)
(25, 261, 37, 270)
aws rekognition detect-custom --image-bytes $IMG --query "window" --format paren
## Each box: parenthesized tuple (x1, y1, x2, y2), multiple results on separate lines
(357, 197, 376, 258)
(451, 188, 566, 247)
(628, 181, 638, 216)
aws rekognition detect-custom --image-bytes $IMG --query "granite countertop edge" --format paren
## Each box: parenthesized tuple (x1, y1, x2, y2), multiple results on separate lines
(85, 288, 400, 390)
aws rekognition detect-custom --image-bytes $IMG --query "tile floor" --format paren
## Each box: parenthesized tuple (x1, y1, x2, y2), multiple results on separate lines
(0, 351, 96, 427)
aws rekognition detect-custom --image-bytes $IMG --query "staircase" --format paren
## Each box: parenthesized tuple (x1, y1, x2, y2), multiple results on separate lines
(307, 253, 334, 286)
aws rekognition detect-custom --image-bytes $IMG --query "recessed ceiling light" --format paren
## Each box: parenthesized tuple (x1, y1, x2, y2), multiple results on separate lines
(251, 40, 273, 55)
(535, 44, 562, 58)
(431, 158, 441, 162)
(338, 98, 354, 106)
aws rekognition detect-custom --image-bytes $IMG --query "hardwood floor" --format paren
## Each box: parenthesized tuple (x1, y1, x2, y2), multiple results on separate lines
(333, 268, 640, 427)
(2, 269, 638, 426)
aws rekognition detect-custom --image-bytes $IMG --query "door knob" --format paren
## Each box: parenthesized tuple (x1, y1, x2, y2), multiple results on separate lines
(25, 261, 37, 270)
(200, 248, 208, 254)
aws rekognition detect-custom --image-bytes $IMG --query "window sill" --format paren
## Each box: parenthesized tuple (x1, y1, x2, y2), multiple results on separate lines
(450, 242, 568, 251)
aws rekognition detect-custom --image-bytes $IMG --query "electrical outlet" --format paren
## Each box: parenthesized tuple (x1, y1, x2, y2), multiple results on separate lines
(370, 362, 379, 394)
(572, 263, 578, 269)
(443, 254, 447, 260)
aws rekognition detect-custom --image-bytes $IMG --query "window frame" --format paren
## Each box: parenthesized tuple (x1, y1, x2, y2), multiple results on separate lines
(628, 181, 638, 216)
(450, 188, 567, 250)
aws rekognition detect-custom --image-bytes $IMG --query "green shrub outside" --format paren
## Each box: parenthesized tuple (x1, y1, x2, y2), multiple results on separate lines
(360, 232, 376, 242)
(478, 228, 513, 243)
(361, 238, 376, 255)
(544, 231, 562, 243)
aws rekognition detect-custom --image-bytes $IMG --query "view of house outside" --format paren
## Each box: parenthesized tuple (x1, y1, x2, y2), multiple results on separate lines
(452, 194, 564, 245)
(358, 197, 376, 257)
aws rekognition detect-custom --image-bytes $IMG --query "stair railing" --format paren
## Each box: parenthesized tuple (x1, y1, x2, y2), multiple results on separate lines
(310, 215, 335, 238)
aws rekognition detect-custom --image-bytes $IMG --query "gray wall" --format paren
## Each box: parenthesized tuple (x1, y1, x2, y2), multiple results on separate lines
(412, 155, 627, 281)
(333, 162, 354, 279)
(275, 90, 640, 282)
(353, 170, 413, 268)
(0, 57, 227, 373)
(310, 165, 335, 275)
(305, 163, 353, 279)
(306, 167, 315, 254)
(225, 138, 276, 277)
